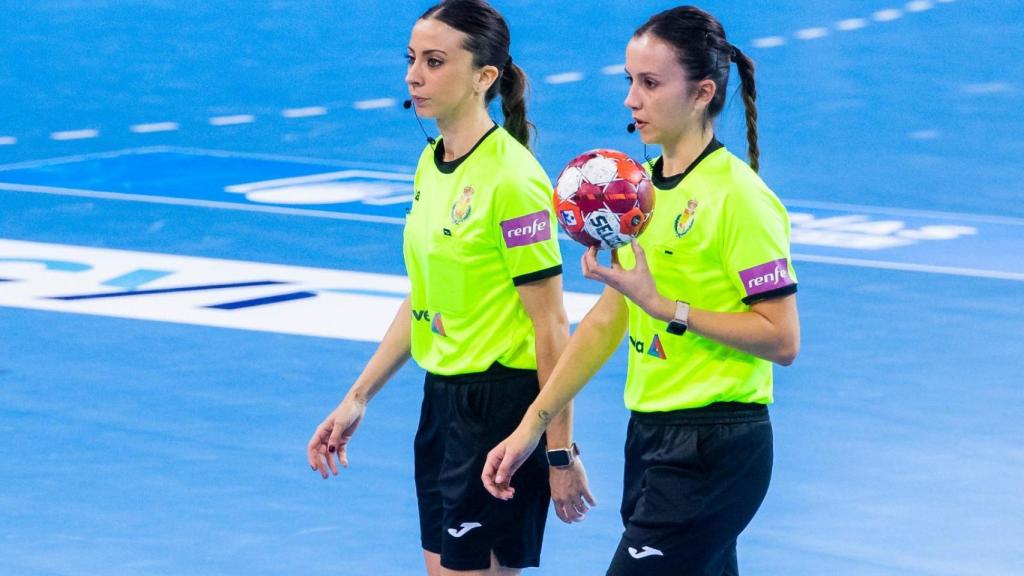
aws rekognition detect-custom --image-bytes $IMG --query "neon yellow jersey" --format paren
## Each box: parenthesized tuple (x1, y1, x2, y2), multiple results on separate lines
(617, 140, 798, 411)
(403, 125, 562, 376)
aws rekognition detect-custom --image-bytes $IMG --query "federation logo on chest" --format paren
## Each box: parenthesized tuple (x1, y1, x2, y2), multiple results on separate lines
(673, 199, 699, 238)
(451, 186, 475, 225)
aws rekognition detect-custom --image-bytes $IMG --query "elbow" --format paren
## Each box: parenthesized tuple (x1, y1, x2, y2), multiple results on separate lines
(773, 336, 800, 367)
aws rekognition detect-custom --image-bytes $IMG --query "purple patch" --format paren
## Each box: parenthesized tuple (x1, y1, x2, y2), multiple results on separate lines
(501, 210, 551, 248)
(738, 258, 794, 297)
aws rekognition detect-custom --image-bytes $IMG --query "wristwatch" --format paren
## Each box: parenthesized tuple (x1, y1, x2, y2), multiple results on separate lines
(546, 442, 580, 468)
(666, 300, 690, 335)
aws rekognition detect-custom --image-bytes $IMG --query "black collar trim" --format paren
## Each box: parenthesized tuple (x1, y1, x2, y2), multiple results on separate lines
(651, 137, 724, 189)
(433, 123, 500, 174)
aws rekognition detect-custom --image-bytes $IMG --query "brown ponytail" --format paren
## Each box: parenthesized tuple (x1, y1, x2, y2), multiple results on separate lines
(635, 6, 761, 171)
(498, 61, 535, 149)
(422, 0, 535, 150)
(731, 45, 759, 172)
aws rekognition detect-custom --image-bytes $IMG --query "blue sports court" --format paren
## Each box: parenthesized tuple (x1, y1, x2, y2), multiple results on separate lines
(1, 1, 1021, 574)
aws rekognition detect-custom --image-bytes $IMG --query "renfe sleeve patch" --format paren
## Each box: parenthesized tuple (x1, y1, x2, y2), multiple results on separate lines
(501, 210, 551, 248)
(738, 258, 795, 297)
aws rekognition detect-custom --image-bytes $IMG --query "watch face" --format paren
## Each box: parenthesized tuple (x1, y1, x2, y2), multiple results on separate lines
(667, 321, 687, 335)
(546, 450, 571, 467)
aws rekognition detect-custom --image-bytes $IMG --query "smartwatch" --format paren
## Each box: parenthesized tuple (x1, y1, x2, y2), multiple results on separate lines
(666, 300, 690, 335)
(546, 442, 580, 468)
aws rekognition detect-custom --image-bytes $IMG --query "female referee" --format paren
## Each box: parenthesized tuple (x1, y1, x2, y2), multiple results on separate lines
(307, 1, 594, 575)
(482, 6, 800, 575)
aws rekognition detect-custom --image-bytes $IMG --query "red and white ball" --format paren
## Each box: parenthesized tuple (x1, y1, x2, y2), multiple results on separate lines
(553, 149, 655, 250)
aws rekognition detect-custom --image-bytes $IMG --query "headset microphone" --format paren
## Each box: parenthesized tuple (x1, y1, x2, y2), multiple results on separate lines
(404, 98, 436, 146)
(627, 122, 636, 134)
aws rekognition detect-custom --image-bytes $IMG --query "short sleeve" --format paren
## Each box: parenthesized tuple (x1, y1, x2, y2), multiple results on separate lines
(721, 186, 798, 305)
(492, 171, 562, 286)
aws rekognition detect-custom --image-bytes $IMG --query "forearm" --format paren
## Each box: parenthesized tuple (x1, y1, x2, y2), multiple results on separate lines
(533, 315, 572, 447)
(642, 293, 799, 365)
(344, 296, 413, 405)
(524, 305, 626, 438)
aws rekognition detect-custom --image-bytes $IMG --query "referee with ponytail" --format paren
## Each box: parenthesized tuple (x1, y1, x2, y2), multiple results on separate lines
(308, 2, 593, 574)
(483, 6, 800, 575)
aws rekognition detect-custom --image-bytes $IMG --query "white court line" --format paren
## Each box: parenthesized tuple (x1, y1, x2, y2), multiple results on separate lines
(961, 82, 1013, 94)
(225, 169, 413, 193)
(873, 9, 903, 21)
(795, 27, 829, 40)
(160, 146, 417, 172)
(0, 182, 406, 225)
(0, 147, 171, 172)
(0, 137, 17, 146)
(906, 1, 934, 12)
(752, 36, 787, 48)
(783, 199, 1024, 226)
(601, 64, 625, 75)
(545, 72, 584, 84)
(0, 146, 415, 174)
(282, 106, 328, 118)
(836, 18, 868, 31)
(3, 182, 1022, 281)
(209, 115, 255, 126)
(353, 98, 396, 110)
(50, 129, 99, 141)
(130, 122, 180, 134)
(908, 129, 940, 140)
(793, 253, 1024, 282)
(1, 148, 1019, 227)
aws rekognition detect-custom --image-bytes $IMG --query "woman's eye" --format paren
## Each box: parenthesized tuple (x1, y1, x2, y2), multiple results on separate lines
(624, 75, 633, 84)
(428, 58, 443, 68)
(645, 79, 657, 89)
(405, 55, 414, 65)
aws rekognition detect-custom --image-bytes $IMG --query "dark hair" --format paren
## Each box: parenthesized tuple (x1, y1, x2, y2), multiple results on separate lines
(635, 6, 760, 171)
(421, 0, 535, 149)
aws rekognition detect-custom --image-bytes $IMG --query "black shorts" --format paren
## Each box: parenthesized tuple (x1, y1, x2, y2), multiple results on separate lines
(414, 363, 550, 571)
(607, 402, 773, 576)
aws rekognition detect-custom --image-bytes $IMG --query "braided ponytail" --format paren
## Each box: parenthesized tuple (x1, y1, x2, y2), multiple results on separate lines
(731, 45, 759, 172)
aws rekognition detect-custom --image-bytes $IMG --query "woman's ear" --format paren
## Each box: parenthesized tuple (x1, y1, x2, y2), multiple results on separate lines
(693, 78, 717, 112)
(475, 65, 500, 95)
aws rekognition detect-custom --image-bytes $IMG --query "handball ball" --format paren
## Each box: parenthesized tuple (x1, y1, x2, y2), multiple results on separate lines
(553, 149, 654, 250)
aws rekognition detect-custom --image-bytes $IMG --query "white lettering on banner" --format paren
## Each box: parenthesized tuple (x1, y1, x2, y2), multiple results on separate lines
(507, 219, 547, 239)
(0, 240, 599, 341)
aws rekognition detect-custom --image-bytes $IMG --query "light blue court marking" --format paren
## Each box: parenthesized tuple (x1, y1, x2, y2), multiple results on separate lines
(0, 257, 91, 272)
(319, 287, 408, 298)
(2, 148, 1022, 281)
(101, 269, 173, 290)
(0, 147, 414, 220)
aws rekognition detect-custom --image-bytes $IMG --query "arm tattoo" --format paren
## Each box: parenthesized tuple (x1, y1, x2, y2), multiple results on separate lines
(537, 410, 552, 425)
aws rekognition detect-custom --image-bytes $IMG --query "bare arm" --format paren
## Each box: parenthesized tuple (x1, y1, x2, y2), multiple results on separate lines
(343, 295, 414, 405)
(482, 285, 628, 498)
(515, 274, 601, 521)
(521, 284, 628, 438)
(514, 275, 571, 445)
(307, 296, 412, 477)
